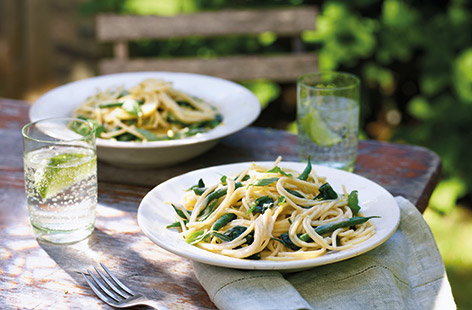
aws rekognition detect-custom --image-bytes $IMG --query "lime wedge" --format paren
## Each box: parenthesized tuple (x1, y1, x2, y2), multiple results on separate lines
(300, 108, 342, 147)
(34, 153, 95, 199)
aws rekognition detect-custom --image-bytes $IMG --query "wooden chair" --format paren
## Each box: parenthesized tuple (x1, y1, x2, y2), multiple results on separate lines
(96, 7, 317, 82)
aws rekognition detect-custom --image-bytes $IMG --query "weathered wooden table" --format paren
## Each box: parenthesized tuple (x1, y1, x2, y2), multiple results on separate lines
(0, 98, 441, 309)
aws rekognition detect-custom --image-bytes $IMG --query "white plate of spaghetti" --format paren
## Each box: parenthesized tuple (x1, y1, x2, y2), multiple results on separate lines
(30, 72, 260, 168)
(138, 158, 400, 270)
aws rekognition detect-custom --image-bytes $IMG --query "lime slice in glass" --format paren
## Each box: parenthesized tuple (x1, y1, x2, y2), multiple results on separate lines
(34, 153, 95, 199)
(300, 108, 342, 147)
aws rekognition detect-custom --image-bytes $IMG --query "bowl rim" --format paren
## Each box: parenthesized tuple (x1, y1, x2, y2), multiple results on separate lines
(30, 71, 261, 149)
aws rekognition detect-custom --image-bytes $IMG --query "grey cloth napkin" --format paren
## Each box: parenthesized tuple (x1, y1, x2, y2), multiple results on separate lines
(193, 197, 456, 310)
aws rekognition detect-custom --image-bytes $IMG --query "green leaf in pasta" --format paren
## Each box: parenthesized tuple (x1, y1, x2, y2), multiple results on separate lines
(266, 166, 292, 176)
(347, 190, 361, 215)
(252, 177, 279, 186)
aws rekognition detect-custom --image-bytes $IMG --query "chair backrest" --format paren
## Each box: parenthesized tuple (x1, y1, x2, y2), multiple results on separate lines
(96, 7, 317, 82)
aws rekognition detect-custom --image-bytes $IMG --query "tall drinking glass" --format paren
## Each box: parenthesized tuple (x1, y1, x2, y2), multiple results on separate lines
(297, 72, 360, 172)
(22, 117, 97, 244)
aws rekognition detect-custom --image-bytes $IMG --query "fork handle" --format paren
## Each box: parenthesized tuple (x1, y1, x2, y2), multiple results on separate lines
(140, 300, 169, 310)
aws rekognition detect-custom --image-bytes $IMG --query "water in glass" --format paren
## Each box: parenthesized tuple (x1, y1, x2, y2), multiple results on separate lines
(24, 145, 97, 243)
(297, 96, 359, 171)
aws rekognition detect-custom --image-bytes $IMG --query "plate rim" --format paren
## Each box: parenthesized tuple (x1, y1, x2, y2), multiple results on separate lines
(137, 161, 401, 271)
(30, 71, 261, 149)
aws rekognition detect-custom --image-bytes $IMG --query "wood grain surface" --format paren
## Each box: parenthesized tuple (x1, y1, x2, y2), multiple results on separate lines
(99, 54, 317, 83)
(0, 98, 441, 309)
(96, 7, 317, 40)
(97, 7, 317, 82)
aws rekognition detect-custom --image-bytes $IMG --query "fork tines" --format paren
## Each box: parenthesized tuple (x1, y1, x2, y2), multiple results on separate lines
(82, 263, 135, 304)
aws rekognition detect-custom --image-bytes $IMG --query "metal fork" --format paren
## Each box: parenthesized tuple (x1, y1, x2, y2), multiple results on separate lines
(82, 263, 168, 309)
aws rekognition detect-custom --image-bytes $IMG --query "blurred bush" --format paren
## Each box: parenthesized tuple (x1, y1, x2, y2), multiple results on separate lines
(305, 0, 472, 213)
(82, 0, 472, 211)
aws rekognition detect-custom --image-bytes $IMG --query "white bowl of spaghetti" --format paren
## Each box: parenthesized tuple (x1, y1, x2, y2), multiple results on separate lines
(137, 159, 400, 270)
(30, 72, 260, 168)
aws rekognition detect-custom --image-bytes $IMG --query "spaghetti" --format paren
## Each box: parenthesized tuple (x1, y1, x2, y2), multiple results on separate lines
(72, 78, 222, 142)
(168, 158, 378, 261)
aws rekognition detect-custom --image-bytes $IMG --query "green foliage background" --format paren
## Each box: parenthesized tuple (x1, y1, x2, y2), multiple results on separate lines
(302, 0, 472, 214)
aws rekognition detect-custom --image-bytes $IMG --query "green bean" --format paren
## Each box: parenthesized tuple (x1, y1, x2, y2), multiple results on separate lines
(212, 225, 247, 242)
(298, 160, 312, 181)
(98, 102, 123, 108)
(307, 216, 380, 238)
(116, 132, 136, 141)
(240, 174, 250, 181)
(167, 112, 189, 126)
(136, 128, 160, 141)
(252, 177, 279, 186)
(172, 204, 190, 220)
(211, 231, 232, 242)
(205, 189, 227, 203)
(274, 216, 380, 250)
(299, 233, 311, 243)
(205, 182, 242, 205)
(285, 188, 305, 198)
(166, 221, 186, 228)
(199, 200, 219, 220)
(212, 213, 236, 231)
(199, 182, 242, 219)
(247, 196, 274, 214)
(176, 100, 197, 110)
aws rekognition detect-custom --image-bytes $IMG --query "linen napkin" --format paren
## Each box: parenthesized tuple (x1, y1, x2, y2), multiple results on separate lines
(193, 197, 456, 310)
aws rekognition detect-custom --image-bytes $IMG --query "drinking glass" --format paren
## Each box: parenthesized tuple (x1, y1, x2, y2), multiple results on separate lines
(297, 72, 360, 172)
(22, 117, 97, 244)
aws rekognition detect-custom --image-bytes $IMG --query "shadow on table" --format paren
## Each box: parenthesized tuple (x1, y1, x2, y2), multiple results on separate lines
(37, 227, 208, 308)
(38, 229, 172, 300)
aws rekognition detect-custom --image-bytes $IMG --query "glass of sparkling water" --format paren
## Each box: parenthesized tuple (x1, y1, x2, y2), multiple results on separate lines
(297, 72, 360, 172)
(22, 117, 97, 244)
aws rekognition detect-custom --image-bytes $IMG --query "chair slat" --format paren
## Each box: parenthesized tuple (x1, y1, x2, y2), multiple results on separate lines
(97, 7, 316, 41)
(99, 53, 316, 82)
